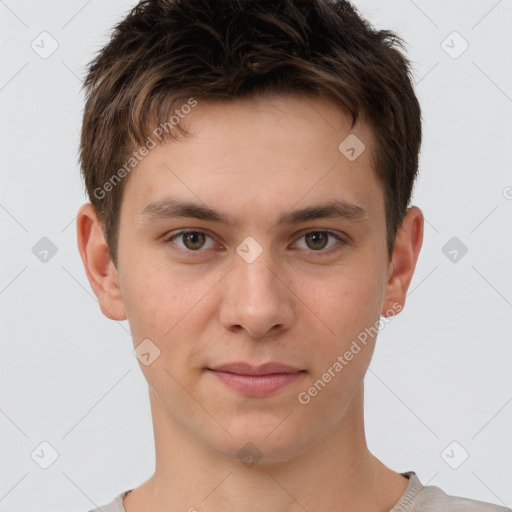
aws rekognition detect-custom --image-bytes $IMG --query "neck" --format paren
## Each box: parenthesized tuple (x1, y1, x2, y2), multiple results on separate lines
(124, 382, 409, 512)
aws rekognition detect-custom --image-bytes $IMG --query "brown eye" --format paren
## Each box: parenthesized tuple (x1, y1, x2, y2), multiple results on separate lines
(165, 230, 216, 253)
(292, 230, 345, 254)
(304, 231, 329, 250)
(182, 231, 206, 250)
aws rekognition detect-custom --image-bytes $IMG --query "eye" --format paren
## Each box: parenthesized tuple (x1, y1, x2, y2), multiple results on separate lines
(164, 230, 216, 252)
(164, 229, 346, 256)
(292, 230, 345, 253)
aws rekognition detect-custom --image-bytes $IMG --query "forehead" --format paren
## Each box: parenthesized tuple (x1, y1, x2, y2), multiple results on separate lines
(120, 93, 383, 230)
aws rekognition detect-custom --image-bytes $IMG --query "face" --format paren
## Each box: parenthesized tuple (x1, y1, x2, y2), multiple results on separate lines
(82, 93, 421, 464)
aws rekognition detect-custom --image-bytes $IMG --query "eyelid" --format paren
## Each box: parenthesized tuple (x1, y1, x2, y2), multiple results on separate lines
(290, 229, 346, 253)
(164, 229, 218, 253)
(164, 228, 347, 255)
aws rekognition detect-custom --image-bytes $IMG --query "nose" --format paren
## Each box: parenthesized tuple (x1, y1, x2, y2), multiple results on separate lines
(218, 246, 295, 339)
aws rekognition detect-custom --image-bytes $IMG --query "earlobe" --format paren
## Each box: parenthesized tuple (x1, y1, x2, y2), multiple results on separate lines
(381, 206, 424, 317)
(76, 203, 127, 321)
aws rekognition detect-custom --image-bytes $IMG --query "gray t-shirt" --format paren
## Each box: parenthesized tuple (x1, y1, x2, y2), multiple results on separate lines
(87, 471, 511, 512)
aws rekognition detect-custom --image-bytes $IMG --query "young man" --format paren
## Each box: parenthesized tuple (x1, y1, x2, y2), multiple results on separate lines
(76, 1, 509, 511)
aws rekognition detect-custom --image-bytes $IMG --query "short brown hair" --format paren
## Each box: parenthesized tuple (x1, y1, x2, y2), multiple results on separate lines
(79, 0, 422, 269)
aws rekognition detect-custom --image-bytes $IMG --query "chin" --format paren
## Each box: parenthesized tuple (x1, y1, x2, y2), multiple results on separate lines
(205, 420, 313, 468)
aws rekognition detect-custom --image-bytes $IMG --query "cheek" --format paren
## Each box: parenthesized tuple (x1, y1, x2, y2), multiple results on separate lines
(121, 274, 174, 341)
(292, 262, 384, 403)
(295, 265, 383, 341)
(295, 277, 380, 415)
(120, 260, 219, 355)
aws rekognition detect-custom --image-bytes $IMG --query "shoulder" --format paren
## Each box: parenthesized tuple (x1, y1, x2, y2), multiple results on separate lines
(415, 488, 510, 511)
(86, 489, 130, 512)
(403, 473, 510, 512)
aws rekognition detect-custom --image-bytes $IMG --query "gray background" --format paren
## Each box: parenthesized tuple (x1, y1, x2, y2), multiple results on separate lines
(1, 0, 511, 510)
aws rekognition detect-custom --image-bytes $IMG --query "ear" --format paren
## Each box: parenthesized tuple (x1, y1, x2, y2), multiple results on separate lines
(381, 206, 424, 317)
(76, 203, 127, 321)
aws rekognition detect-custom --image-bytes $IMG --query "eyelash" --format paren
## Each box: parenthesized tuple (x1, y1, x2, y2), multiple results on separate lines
(163, 229, 347, 257)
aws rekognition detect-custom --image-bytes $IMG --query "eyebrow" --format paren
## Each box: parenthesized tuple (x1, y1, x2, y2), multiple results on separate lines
(140, 196, 369, 229)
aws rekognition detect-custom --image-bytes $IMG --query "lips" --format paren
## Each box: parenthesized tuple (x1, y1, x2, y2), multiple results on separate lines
(207, 362, 305, 396)
(209, 362, 303, 376)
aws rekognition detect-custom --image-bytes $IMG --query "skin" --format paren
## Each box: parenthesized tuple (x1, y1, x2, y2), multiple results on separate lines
(77, 92, 423, 512)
